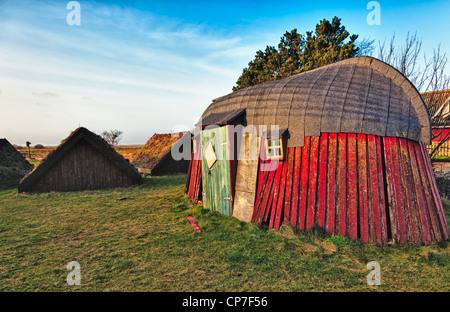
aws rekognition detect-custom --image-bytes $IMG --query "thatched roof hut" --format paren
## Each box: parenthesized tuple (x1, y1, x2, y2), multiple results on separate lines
(132, 132, 191, 176)
(18, 127, 143, 193)
(0, 139, 33, 185)
(186, 56, 449, 246)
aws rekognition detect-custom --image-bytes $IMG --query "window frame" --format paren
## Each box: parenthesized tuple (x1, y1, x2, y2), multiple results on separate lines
(265, 137, 284, 160)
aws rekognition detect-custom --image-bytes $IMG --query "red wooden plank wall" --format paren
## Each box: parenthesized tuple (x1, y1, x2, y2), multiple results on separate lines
(185, 139, 202, 203)
(252, 133, 449, 246)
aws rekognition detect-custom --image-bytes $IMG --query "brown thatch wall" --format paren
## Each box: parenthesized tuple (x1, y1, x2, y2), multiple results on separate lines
(0, 139, 33, 184)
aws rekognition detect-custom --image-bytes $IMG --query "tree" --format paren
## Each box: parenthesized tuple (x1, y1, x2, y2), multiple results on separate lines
(101, 129, 123, 146)
(233, 17, 360, 91)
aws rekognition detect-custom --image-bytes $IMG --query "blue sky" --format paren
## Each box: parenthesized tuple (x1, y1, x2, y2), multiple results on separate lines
(0, 0, 449, 145)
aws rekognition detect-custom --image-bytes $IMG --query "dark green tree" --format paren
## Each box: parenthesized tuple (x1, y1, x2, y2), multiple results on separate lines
(233, 17, 360, 91)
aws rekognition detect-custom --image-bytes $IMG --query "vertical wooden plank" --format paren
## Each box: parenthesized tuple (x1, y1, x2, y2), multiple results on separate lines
(419, 142, 450, 240)
(317, 133, 328, 229)
(413, 141, 441, 241)
(306, 136, 319, 231)
(252, 138, 271, 222)
(298, 137, 310, 231)
(347, 133, 358, 241)
(274, 161, 288, 229)
(326, 133, 337, 236)
(337, 133, 347, 237)
(253, 137, 278, 223)
(367, 134, 382, 246)
(357, 134, 369, 243)
(283, 148, 295, 224)
(405, 139, 432, 244)
(383, 137, 402, 242)
(383, 137, 407, 245)
(290, 147, 302, 228)
(257, 160, 278, 224)
(398, 138, 422, 244)
(268, 161, 284, 228)
(185, 150, 194, 194)
(375, 136, 388, 245)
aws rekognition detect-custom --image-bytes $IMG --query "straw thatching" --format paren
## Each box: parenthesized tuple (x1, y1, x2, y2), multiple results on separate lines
(0, 139, 33, 184)
(132, 132, 191, 176)
(201, 56, 431, 147)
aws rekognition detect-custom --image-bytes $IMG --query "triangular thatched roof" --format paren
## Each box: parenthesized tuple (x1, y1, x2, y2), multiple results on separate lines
(18, 127, 143, 192)
(132, 132, 190, 172)
(0, 139, 33, 184)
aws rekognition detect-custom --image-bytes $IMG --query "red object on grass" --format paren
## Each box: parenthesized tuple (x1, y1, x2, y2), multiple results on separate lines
(187, 216, 201, 233)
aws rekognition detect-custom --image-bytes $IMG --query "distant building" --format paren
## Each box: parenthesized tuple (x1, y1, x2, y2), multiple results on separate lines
(132, 132, 191, 176)
(0, 139, 33, 185)
(422, 90, 450, 156)
(18, 127, 143, 193)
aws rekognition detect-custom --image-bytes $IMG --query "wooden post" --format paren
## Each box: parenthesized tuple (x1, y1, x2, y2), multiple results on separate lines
(26, 141, 32, 159)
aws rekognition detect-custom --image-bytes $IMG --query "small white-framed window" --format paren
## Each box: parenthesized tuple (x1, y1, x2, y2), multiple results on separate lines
(266, 137, 283, 160)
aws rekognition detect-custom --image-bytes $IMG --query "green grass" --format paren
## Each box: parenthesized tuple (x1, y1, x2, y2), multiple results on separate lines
(0, 174, 449, 292)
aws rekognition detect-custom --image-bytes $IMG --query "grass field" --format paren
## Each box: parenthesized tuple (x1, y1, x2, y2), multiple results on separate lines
(0, 174, 449, 292)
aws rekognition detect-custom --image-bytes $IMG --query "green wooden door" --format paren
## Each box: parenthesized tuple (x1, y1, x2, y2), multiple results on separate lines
(201, 126, 232, 216)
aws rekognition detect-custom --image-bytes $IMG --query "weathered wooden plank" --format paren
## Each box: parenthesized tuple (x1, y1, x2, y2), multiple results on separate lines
(413, 141, 441, 241)
(269, 161, 284, 228)
(347, 133, 358, 241)
(383, 137, 407, 245)
(283, 148, 295, 224)
(253, 138, 272, 222)
(326, 133, 338, 235)
(298, 137, 310, 231)
(367, 134, 382, 246)
(398, 137, 422, 244)
(419, 142, 449, 240)
(317, 133, 328, 229)
(306, 136, 319, 231)
(257, 160, 279, 224)
(357, 134, 369, 243)
(185, 149, 194, 194)
(375, 136, 388, 245)
(337, 133, 347, 237)
(274, 160, 288, 229)
(233, 132, 261, 222)
(405, 138, 432, 244)
(290, 147, 302, 228)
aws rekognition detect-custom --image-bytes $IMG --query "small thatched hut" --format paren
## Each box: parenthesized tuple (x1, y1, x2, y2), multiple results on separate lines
(18, 127, 143, 193)
(132, 132, 191, 176)
(0, 139, 34, 185)
(185, 56, 449, 246)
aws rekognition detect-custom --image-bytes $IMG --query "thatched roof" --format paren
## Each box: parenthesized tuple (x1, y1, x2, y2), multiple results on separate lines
(421, 89, 450, 121)
(0, 139, 33, 183)
(132, 132, 191, 171)
(18, 127, 142, 191)
(201, 56, 431, 147)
